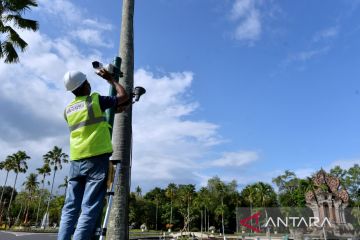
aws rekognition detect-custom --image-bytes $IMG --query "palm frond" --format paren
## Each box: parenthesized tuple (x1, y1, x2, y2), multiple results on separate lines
(5, 14, 38, 31)
(2, 41, 19, 62)
(0, 41, 3, 59)
(3, 0, 38, 12)
(4, 26, 28, 50)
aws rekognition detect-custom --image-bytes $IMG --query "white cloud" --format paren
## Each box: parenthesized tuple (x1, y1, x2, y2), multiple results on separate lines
(70, 29, 113, 47)
(37, 0, 114, 48)
(0, 26, 224, 193)
(281, 26, 338, 67)
(0, 0, 278, 194)
(283, 46, 330, 66)
(313, 26, 339, 42)
(130, 69, 223, 190)
(209, 151, 259, 167)
(231, 0, 254, 20)
(37, 0, 81, 23)
(234, 10, 261, 41)
(230, 0, 262, 42)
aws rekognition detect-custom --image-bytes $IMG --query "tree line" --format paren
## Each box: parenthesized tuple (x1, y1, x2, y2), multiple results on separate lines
(0, 148, 358, 233)
(0, 146, 68, 228)
(129, 164, 359, 233)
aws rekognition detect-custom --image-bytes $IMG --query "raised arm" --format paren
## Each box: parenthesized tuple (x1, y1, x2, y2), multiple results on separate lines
(97, 68, 129, 105)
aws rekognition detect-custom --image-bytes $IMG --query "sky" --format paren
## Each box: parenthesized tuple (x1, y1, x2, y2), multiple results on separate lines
(0, 0, 360, 194)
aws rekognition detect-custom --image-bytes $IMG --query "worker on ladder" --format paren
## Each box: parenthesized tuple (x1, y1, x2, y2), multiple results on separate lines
(58, 69, 128, 240)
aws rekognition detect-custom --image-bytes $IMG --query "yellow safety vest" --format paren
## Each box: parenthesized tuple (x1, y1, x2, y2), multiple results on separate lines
(64, 92, 113, 160)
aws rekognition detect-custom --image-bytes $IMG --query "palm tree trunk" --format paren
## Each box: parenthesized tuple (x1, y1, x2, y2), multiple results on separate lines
(201, 210, 203, 238)
(236, 203, 238, 233)
(0, 171, 10, 224)
(107, 0, 134, 239)
(187, 198, 190, 232)
(170, 198, 173, 226)
(204, 207, 206, 232)
(155, 200, 158, 231)
(23, 198, 30, 224)
(250, 201, 253, 233)
(207, 213, 209, 233)
(15, 200, 24, 225)
(7, 172, 19, 223)
(221, 197, 225, 240)
(45, 170, 57, 228)
(35, 176, 45, 226)
(0, 171, 10, 207)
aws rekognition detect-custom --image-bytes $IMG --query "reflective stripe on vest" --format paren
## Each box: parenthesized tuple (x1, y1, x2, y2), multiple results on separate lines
(65, 93, 113, 160)
(68, 96, 106, 131)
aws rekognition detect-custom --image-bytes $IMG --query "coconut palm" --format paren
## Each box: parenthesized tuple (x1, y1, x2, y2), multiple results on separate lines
(165, 183, 177, 230)
(22, 173, 39, 224)
(0, 157, 16, 224)
(6, 151, 30, 224)
(35, 163, 51, 226)
(0, 157, 16, 210)
(14, 191, 27, 226)
(43, 146, 68, 227)
(0, 0, 39, 63)
(58, 176, 68, 197)
(195, 187, 211, 233)
(108, 0, 135, 239)
(241, 185, 256, 233)
(212, 180, 227, 240)
(254, 182, 277, 235)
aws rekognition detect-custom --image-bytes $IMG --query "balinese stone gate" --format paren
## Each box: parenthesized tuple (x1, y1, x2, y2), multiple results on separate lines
(305, 169, 349, 225)
(304, 169, 355, 238)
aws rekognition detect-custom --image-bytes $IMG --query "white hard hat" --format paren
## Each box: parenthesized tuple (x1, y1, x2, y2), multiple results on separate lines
(64, 71, 87, 91)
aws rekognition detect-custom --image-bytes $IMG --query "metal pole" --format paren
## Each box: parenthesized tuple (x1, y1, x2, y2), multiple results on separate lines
(106, 57, 122, 129)
(99, 162, 121, 240)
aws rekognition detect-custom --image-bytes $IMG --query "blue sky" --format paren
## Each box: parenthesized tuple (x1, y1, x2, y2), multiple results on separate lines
(0, 0, 359, 193)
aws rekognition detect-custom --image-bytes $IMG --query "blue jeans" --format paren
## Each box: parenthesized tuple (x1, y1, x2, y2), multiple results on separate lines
(58, 155, 109, 240)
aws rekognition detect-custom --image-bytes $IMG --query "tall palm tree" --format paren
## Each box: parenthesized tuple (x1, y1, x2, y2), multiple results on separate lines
(35, 163, 51, 226)
(22, 173, 39, 224)
(165, 183, 177, 230)
(242, 185, 256, 233)
(213, 181, 226, 240)
(108, 0, 134, 239)
(6, 151, 30, 224)
(0, 157, 16, 224)
(58, 176, 68, 197)
(0, 0, 39, 63)
(154, 192, 161, 231)
(0, 157, 16, 210)
(254, 182, 276, 235)
(43, 146, 68, 227)
(195, 187, 210, 233)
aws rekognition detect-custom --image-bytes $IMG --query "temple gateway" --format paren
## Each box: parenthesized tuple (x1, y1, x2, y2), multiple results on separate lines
(305, 169, 356, 239)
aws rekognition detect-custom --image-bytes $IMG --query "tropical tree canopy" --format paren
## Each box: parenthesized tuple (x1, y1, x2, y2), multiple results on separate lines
(23, 173, 39, 193)
(0, 0, 39, 63)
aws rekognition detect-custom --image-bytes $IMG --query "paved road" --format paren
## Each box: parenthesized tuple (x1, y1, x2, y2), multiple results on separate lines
(0, 231, 57, 240)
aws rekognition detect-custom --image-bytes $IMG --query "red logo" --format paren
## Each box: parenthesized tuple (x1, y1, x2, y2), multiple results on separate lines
(239, 211, 261, 233)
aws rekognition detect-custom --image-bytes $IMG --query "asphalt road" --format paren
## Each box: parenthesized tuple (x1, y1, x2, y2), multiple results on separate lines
(0, 231, 57, 240)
